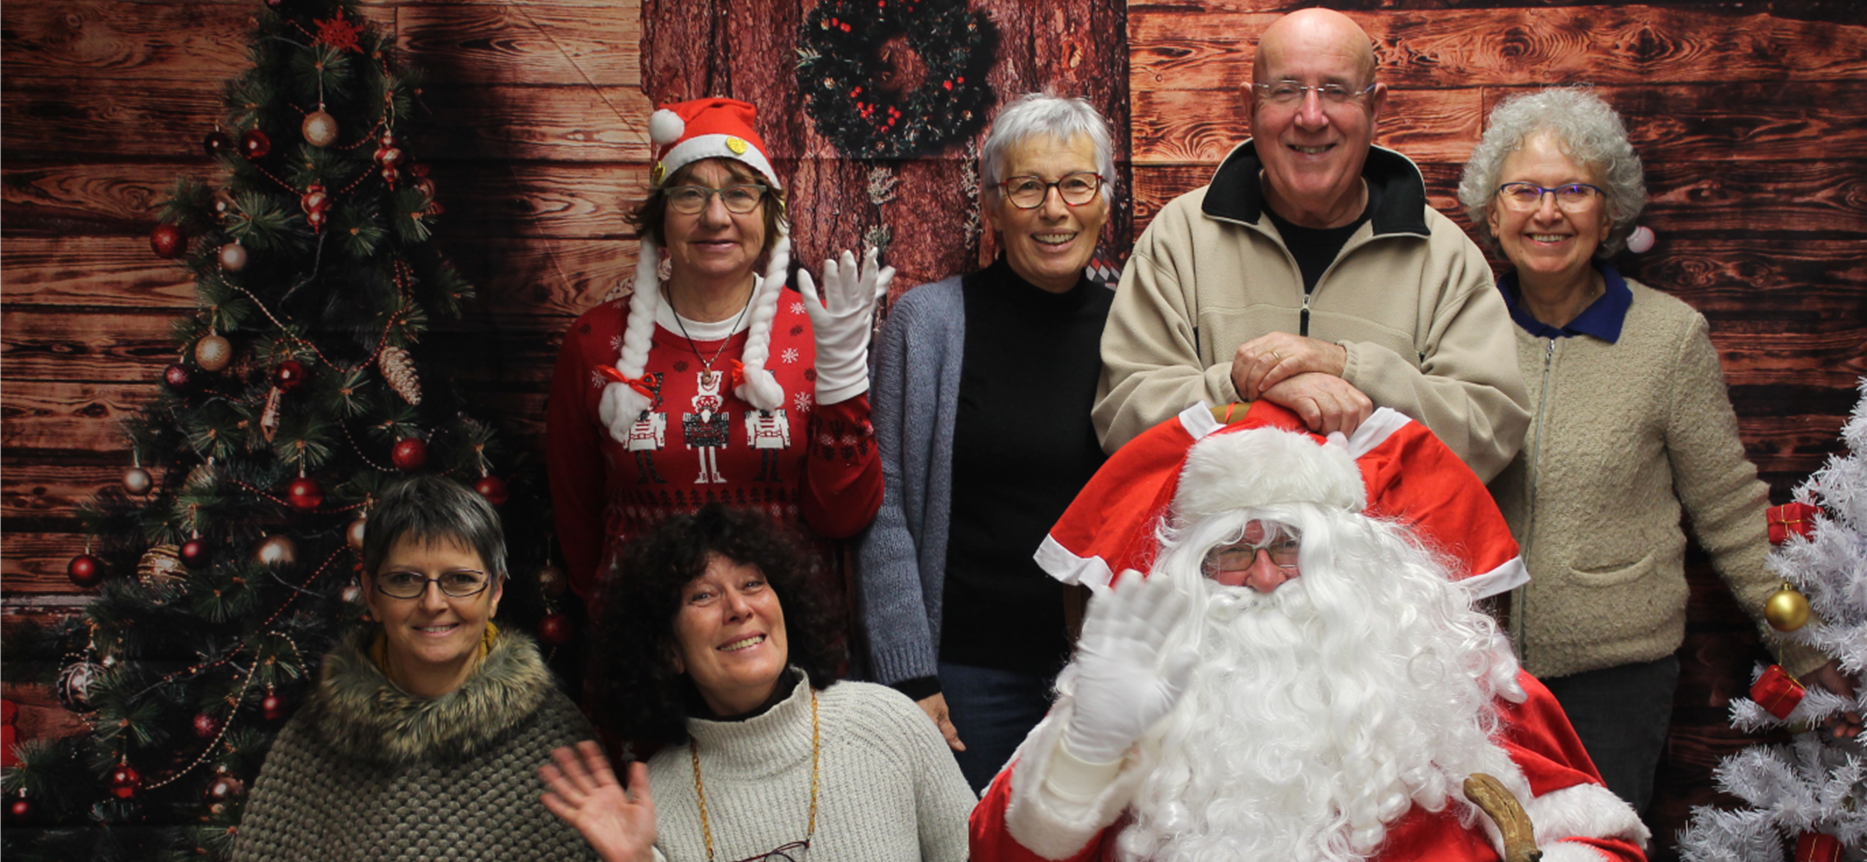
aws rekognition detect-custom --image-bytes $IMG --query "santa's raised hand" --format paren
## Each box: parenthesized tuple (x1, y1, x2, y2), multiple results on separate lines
(1061, 574, 1199, 764)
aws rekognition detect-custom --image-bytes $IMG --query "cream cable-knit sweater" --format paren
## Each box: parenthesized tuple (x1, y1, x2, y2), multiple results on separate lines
(1489, 278, 1826, 679)
(646, 673, 975, 862)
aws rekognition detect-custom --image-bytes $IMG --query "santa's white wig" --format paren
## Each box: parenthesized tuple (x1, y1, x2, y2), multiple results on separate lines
(1101, 501, 1522, 862)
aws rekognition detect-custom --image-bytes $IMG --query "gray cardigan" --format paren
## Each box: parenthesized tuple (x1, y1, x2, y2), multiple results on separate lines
(858, 277, 967, 686)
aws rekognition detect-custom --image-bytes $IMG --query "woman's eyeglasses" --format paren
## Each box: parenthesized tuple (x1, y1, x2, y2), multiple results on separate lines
(999, 172, 1103, 209)
(374, 570, 492, 599)
(1495, 182, 1604, 212)
(726, 840, 809, 862)
(666, 184, 769, 215)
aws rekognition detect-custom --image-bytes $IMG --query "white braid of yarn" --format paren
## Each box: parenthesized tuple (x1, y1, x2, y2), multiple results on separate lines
(732, 230, 789, 412)
(597, 234, 662, 443)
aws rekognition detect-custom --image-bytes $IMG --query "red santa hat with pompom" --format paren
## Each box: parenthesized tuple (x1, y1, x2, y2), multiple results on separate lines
(1035, 401, 1528, 596)
(598, 98, 792, 441)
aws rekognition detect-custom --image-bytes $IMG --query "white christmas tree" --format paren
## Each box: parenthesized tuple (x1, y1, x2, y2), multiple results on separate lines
(1677, 378, 1867, 862)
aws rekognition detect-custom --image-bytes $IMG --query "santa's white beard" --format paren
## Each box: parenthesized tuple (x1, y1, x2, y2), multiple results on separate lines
(1110, 507, 1519, 862)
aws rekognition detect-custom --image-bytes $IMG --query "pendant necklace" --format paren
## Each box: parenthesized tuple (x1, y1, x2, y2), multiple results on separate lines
(667, 282, 754, 389)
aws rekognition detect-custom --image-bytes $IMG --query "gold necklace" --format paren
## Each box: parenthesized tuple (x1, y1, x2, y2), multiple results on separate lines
(691, 687, 820, 862)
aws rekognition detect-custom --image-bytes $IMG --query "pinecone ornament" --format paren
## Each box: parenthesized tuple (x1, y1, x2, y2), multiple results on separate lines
(378, 346, 422, 406)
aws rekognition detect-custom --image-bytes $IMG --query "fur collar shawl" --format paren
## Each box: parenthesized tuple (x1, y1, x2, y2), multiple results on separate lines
(309, 625, 554, 767)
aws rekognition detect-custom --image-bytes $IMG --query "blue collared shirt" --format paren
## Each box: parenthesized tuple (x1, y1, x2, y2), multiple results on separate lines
(1497, 263, 1632, 343)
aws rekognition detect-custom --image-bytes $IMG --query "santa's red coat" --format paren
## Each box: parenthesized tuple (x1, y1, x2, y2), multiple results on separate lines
(970, 672, 1647, 862)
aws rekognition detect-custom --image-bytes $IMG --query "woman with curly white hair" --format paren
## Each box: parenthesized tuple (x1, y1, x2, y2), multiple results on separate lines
(1459, 87, 1858, 818)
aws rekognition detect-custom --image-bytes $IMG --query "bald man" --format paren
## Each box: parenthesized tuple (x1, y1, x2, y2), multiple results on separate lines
(1094, 9, 1529, 482)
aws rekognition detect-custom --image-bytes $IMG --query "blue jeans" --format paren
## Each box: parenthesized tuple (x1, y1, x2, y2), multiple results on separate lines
(939, 661, 1056, 794)
(1541, 655, 1679, 817)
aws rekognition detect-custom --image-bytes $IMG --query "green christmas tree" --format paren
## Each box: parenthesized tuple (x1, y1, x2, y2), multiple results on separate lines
(0, 2, 563, 858)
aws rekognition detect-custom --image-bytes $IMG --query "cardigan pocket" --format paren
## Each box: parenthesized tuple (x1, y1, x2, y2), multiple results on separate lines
(1568, 549, 1658, 588)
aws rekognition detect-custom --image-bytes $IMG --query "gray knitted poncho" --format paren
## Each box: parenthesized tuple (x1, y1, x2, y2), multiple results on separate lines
(233, 626, 599, 861)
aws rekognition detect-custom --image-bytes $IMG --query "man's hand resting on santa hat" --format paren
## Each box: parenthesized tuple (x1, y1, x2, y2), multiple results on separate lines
(1061, 574, 1199, 764)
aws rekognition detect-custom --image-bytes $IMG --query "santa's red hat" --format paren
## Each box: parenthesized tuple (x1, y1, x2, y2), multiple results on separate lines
(597, 98, 793, 439)
(1036, 401, 1526, 596)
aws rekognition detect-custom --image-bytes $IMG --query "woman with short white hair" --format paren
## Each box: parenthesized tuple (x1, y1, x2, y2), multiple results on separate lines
(857, 93, 1121, 791)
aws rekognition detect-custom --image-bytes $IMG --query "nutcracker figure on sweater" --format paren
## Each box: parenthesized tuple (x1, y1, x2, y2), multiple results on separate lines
(972, 414, 1651, 862)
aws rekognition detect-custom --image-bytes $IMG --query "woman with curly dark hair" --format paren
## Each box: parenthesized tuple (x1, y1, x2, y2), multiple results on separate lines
(543, 504, 973, 862)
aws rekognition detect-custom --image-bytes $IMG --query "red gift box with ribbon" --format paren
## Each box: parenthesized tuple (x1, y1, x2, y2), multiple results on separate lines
(1795, 831, 1840, 862)
(1768, 502, 1820, 544)
(1750, 664, 1807, 720)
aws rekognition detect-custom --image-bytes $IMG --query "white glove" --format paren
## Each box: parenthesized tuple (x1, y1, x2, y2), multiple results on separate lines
(798, 247, 892, 404)
(1061, 574, 1199, 764)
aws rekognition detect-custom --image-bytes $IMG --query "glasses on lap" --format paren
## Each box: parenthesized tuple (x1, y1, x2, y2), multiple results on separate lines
(725, 840, 810, 862)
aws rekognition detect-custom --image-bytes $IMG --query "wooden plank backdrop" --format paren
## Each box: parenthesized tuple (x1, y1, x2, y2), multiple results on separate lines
(3, 0, 1863, 856)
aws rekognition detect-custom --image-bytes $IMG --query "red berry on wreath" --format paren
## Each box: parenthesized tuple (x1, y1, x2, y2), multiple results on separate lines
(286, 477, 323, 510)
(108, 762, 143, 800)
(272, 359, 308, 393)
(391, 437, 428, 471)
(150, 224, 186, 259)
(261, 690, 288, 721)
(240, 128, 272, 159)
(538, 613, 573, 646)
(473, 475, 508, 506)
(192, 712, 220, 739)
(180, 538, 210, 568)
(203, 131, 234, 158)
(68, 554, 103, 588)
(163, 363, 192, 392)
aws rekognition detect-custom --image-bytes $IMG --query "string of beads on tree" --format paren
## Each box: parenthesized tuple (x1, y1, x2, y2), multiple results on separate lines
(796, 0, 996, 159)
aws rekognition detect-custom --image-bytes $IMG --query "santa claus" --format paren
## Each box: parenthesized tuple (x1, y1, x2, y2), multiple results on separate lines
(971, 422, 1650, 862)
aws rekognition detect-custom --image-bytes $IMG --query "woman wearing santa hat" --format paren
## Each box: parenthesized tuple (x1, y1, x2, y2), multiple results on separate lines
(547, 98, 887, 611)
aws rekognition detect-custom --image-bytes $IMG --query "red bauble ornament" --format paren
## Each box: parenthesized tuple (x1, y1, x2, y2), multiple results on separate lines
(261, 691, 288, 721)
(68, 553, 103, 588)
(203, 130, 234, 158)
(180, 538, 210, 568)
(218, 241, 248, 273)
(108, 762, 143, 799)
(5, 791, 30, 827)
(192, 712, 220, 739)
(536, 564, 568, 599)
(150, 223, 186, 259)
(391, 437, 428, 471)
(163, 362, 192, 392)
(473, 475, 508, 506)
(122, 466, 153, 495)
(538, 613, 573, 646)
(272, 359, 308, 393)
(240, 128, 272, 159)
(374, 134, 404, 188)
(286, 477, 323, 510)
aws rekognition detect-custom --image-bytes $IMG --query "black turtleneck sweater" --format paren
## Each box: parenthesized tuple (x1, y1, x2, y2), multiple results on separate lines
(938, 258, 1112, 676)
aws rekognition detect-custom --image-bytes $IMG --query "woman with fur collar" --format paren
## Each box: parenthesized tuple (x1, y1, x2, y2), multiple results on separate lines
(234, 477, 598, 862)
(539, 504, 974, 862)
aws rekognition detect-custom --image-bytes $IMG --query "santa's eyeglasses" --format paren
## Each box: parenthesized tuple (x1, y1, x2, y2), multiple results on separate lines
(1202, 529, 1301, 577)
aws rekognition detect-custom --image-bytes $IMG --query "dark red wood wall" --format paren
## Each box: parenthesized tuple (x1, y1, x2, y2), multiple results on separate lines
(4, 1, 1862, 856)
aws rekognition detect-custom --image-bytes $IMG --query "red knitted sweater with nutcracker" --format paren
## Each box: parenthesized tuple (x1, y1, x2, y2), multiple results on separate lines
(547, 288, 882, 601)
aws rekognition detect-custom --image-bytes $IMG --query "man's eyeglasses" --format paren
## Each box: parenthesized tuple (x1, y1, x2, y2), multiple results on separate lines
(665, 184, 769, 215)
(999, 172, 1104, 209)
(1202, 535, 1301, 577)
(1495, 182, 1604, 212)
(727, 840, 809, 862)
(374, 569, 493, 599)
(1252, 81, 1377, 107)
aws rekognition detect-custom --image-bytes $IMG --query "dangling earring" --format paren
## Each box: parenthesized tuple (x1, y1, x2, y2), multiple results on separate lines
(657, 256, 673, 282)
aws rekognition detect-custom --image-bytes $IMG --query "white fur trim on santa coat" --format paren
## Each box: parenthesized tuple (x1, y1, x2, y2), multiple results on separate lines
(1003, 699, 1156, 861)
(1526, 782, 1651, 851)
(1172, 425, 1367, 521)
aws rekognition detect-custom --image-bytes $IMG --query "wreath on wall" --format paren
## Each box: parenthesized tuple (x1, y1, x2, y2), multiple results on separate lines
(796, 0, 997, 159)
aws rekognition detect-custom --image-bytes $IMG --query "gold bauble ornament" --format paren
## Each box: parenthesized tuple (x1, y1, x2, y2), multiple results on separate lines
(137, 543, 186, 587)
(345, 515, 367, 551)
(301, 110, 339, 147)
(253, 534, 298, 568)
(195, 334, 233, 372)
(1765, 581, 1811, 632)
